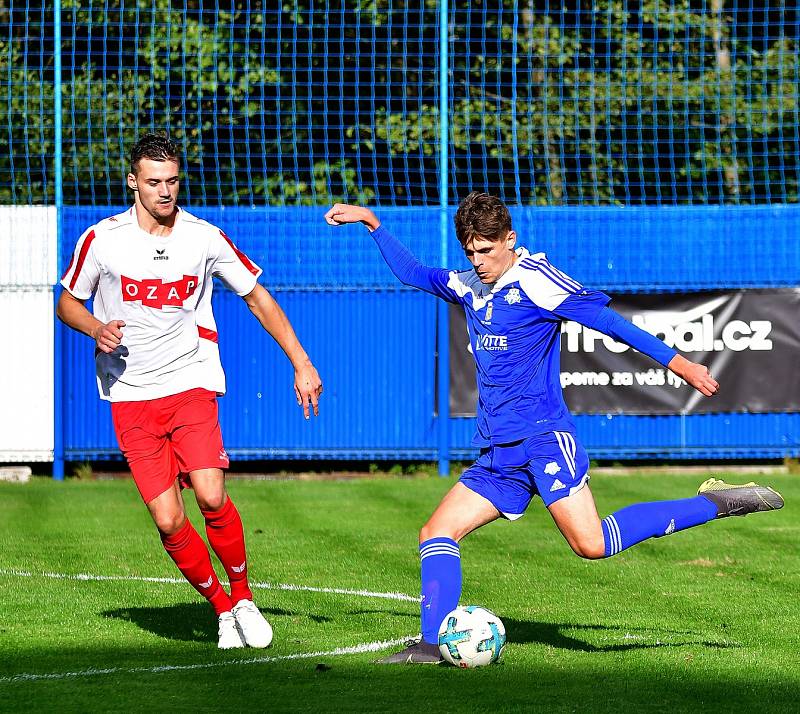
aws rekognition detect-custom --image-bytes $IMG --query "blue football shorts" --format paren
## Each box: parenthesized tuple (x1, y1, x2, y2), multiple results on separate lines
(459, 431, 590, 519)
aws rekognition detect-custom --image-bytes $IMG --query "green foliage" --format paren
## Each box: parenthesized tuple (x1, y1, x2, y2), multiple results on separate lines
(0, 0, 797, 205)
(70, 462, 94, 480)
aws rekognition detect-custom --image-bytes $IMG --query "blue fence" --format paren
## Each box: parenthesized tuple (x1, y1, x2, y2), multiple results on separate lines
(7, 2, 796, 468)
(59, 204, 800, 463)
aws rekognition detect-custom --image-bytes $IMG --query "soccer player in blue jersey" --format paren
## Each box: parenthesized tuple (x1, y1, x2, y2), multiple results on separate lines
(324, 193, 784, 664)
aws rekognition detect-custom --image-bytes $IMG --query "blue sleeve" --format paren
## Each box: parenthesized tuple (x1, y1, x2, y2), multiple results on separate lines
(369, 225, 459, 302)
(550, 290, 612, 324)
(585, 306, 678, 367)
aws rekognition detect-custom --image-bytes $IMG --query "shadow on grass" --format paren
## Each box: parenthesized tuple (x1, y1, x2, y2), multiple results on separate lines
(102, 603, 333, 643)
(504, 617, 741, 652)
(342, 611, 739, 653)
(101, 603, 739, 653)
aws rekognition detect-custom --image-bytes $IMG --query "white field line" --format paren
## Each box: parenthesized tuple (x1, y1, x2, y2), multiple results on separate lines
(0, 568, 420, 603)
(0, 637, 414, 683)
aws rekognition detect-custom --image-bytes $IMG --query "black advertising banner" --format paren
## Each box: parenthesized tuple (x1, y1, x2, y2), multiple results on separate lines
(449, 289, 800, 416)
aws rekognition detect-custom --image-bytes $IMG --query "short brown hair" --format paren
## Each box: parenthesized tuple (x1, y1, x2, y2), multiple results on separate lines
(454, 192, 512, 247)
(130, 133, 179, 175)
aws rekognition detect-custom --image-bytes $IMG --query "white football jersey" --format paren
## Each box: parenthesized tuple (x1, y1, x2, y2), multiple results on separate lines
(61, 206, 262, 402)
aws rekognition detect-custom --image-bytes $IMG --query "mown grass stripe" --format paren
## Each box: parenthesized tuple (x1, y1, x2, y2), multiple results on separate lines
(0, 568, 419, 602)
(0, 637, 414, 683)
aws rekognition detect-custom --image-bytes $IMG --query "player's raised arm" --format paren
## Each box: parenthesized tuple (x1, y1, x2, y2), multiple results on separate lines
(532, 259, 718, 398)
(585, 306, 719, 398)
(324, 203, 457, 300)
(324, 203, 381, 231)
(242, 283, 323, 419)
(665, 353, 719, 397)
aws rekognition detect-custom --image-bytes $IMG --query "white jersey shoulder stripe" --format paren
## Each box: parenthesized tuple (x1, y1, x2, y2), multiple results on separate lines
(516, 264, 575, 312)
(446, 269, 490, 310)
(519, 256, 583, 293)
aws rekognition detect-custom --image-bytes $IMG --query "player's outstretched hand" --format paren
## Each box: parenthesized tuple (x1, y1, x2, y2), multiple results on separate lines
(92, 319, 126, 354)
(294, 361, 323, 419)
(668, 354, 719, 397)
(324, 204, 381, 231)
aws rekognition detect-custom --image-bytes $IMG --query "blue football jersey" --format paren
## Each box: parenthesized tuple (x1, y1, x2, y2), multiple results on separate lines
(374, 239, 611, 445)
(367, 226, 679, 447)
(436, 248, 610, 445)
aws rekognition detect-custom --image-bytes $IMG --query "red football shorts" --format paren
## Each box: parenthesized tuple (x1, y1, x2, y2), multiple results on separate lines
(111, 388, 230, 504)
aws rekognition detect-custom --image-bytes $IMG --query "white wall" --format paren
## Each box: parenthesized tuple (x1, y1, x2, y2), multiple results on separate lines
(0, 207, 56, 461)
(0, 205, 57, 285)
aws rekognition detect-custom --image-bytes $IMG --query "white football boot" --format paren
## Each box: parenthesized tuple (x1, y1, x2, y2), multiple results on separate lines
(217, 611, 246, 649)
(232, 599, 274, 648)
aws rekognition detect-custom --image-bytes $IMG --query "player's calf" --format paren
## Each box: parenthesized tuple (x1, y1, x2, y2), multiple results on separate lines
(595, 493, 720, 558)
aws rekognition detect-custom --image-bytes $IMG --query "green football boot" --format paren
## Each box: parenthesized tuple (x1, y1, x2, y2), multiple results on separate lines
(698, 478, 784, 518)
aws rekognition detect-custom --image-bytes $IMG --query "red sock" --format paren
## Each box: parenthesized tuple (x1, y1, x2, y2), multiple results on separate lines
(161, 519, 232, 616)
(202, 497, 253, 605)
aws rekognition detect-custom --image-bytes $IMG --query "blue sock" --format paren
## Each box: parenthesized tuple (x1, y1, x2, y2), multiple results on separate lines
(601, 495, 718, 557)
(419, 537, 462, 644)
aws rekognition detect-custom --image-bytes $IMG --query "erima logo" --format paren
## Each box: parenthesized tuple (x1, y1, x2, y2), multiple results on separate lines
(544, 462, 562, 476)
(475, 334, 508, 352)
(219, 448, 229, 462)
(232, 562, 246, 574)
(664, 519, 676, 535)
(550, 479, 566, 492)
(153, 248, 169, 261)
(121, 274, 198, 309)
(199, 576, 214, 589)
(504, 288, 522, 305)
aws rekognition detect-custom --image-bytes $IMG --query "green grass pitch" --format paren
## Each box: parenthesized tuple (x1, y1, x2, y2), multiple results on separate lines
(1, 470, 798, 713)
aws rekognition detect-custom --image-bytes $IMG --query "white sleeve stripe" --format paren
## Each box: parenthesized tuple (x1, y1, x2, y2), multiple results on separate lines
(522, 258, 582, 294)
(534, 258, 583, 290)
(520, 257, 582, 290)
(519, 259, 570, 293)
(552, 262, 581, 288)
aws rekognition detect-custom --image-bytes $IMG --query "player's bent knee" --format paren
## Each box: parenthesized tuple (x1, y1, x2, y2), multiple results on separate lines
(154, 512, 186, 536)
(419, 522, 458, 544)
(569, 537, 606, 560)
(196, 493, 226, 512)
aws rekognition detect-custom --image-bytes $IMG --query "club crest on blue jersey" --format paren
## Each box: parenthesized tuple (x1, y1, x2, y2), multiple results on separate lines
(504, 287, 522, 305)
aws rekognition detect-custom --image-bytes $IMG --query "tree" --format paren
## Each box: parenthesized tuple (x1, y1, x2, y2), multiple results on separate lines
(1, 0, 796, 206)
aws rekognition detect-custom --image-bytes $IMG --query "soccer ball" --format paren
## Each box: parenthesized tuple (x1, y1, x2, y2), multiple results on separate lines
(437, 605, 506, 668)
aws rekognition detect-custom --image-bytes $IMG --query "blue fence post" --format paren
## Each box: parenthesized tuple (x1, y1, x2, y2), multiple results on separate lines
(52, 0, 65, 480)
(437, 0, 450, 477)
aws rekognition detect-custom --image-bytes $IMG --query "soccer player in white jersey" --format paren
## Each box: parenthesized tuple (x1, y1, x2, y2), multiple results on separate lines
(58, 134, 323, 649)
(324, 193, 783, 664)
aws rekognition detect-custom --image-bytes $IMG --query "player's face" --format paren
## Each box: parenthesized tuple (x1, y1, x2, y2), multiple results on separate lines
(463, 231, 517, 283)
(127, 159, 180, 222)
